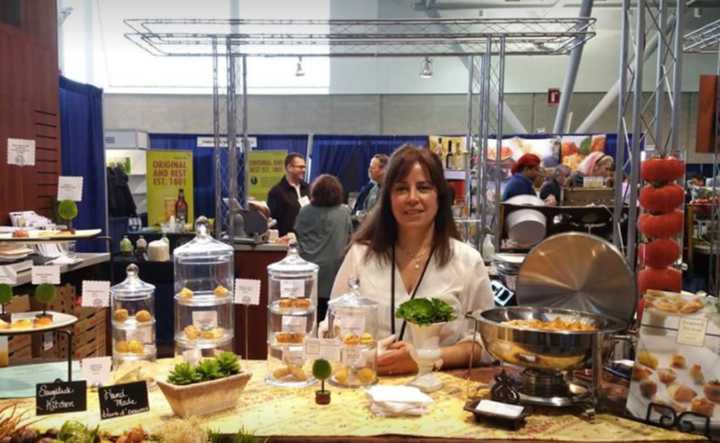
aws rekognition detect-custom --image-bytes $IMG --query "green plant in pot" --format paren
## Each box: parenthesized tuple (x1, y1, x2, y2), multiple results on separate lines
(57, 199, 78, 233)
(34, 283, 56, 321)
(395, 298, 457, 393)
(0, 284, 12, 323)
(313, 358, 332, 405)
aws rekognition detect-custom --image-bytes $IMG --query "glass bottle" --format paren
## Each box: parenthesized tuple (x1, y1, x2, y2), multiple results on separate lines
(175, 188, 189, 226)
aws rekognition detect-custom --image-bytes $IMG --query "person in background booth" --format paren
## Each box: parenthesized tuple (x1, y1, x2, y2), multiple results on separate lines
(294, 174, 352, 322)
(539, 164, 571, 206)
(501, 153, 542, 201)
(267, 153, 309, 236)
(328, 144, 494, 375)
(569, 152, 614, 188)
(353, 154, 389, 215)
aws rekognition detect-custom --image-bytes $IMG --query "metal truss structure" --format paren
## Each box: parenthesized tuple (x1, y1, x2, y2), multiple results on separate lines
(124, 17, 595, 242)
(613, 0, 684, 271)
(685, 18, 720, 295)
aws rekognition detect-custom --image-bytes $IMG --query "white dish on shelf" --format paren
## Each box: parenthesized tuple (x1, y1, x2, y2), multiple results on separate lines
(0, 311, 78, 335)
(0, 229, 101, 242)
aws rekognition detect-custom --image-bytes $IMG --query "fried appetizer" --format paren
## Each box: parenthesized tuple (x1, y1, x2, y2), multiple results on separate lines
(657, 368, 677, 385)
(637, 350, 659, 370)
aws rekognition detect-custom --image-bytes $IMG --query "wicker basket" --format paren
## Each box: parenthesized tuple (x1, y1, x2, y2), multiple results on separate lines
(157, 372, 252, 418)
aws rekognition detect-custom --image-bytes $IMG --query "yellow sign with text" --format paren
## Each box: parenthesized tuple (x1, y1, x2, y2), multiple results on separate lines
(248, 150, 287, 201)
(146, 150, 194, 226)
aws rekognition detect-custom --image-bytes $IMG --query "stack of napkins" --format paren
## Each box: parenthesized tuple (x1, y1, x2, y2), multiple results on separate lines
(366, 385, 434, 417)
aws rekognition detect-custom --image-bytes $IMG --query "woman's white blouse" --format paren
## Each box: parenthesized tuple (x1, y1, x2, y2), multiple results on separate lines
(329, 239, 494, 348)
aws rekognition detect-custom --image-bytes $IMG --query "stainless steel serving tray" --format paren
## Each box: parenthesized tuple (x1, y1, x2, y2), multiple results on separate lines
(472, 306, 626, 372)
(515, 232, 637, 325)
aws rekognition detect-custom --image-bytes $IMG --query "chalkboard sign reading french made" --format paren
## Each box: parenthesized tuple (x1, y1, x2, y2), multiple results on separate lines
(99, 381, 149, 419)
(36, 381, 87, 415)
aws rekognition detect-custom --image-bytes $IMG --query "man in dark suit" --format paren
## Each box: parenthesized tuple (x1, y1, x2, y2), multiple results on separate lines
(352, 153, 389, 215)
(267, 153, 309, 236)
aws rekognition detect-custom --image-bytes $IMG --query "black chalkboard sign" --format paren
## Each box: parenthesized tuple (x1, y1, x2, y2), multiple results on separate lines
(36, 381, 87, 415)
(98, 381, 149, 420)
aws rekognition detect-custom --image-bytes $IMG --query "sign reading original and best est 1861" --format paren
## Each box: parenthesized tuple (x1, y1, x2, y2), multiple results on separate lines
(146, 150, 194, 226)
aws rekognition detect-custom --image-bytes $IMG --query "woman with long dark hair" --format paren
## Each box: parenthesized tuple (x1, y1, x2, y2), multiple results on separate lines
(329, 144, 494, 375)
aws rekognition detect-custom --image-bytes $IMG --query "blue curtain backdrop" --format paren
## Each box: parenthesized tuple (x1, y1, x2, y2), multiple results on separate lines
(148, 134, 308, 218)
(310, 135, 428, 194)
(59, 76, 106, 252)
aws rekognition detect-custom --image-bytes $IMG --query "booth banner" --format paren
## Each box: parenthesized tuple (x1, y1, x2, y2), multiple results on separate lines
(561, 134, 607, 171)
(248, 150, 287, 201)
(146, 150, 194, 226)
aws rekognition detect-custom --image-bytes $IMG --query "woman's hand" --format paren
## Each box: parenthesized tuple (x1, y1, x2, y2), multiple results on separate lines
(377, 341, 418, 375)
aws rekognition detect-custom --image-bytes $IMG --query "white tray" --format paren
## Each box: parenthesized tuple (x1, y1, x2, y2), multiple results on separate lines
(0, 311, 78, 335)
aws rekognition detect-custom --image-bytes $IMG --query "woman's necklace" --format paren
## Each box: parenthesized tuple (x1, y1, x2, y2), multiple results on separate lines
(400, 246, 431, 270)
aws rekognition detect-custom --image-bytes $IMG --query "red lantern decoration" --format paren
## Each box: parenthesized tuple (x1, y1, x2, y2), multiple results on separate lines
(638, 238, 680, 268)
(640, 157, 685, 182)
(638, 211, 684, 239)
(639, 184, 684, 213)
(637, 267, 682, 295)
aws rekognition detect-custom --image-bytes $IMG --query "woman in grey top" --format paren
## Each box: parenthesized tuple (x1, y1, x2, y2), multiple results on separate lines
(294, 174, 352, 322)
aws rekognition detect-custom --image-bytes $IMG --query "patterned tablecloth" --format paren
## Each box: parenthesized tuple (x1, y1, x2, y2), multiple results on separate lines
(0, 359, 705, 441)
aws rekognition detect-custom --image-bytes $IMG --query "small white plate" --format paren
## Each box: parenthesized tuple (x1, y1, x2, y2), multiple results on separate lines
(0, 311, 78, 335)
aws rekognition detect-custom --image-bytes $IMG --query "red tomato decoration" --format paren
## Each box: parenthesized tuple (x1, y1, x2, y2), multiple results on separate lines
(638, 211, 683, 238)
(639, 184, 684, 213)
(638, 238, 680, 268)
(637, 267, 682, 295)
(640, 157, 685, 182)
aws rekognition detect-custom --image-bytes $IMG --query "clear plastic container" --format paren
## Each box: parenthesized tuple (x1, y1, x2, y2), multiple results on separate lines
(327, 278, 378, 387)
(266, 241, 318, 387)
(173, 217, 235, 356)
(110, 264, 157, 370)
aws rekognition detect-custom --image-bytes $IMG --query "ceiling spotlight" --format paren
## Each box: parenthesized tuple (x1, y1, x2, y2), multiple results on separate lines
(295, 56, 305, 77)
(420, 57, 433, 79)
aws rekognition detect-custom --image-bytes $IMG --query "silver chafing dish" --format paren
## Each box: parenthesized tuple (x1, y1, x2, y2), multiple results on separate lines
(469, 306, 628, 413)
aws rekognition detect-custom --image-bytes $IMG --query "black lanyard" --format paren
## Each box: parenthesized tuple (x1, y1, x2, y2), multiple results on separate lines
(390, 245, 435, 341)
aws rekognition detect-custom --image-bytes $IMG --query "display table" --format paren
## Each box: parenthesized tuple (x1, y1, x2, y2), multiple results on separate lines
(9, 253, 110, 288)
(0, 359, 703, 442)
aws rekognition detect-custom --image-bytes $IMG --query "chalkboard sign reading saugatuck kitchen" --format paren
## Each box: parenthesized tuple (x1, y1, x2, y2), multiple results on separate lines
(35, 381, 87, 415)
(99, 381, 149, 419)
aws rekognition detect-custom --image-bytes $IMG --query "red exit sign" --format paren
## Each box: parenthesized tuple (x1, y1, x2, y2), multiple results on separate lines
(548, 88, 561, 105)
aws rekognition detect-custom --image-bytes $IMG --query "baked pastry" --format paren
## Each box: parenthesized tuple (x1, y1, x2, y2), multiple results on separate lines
(703, 380, 720, 403)
(637, 350, 658, 369)
(184, 325, 200, 340)
(113, 308, 129, 322)
(135, 310, 152, 322)
(668, 384, 697, 403)
(127, 340, 144, 354)
(200, 327, 224, 340)
(213, 285, 229, 297)
(11, 229, 29, 238)
(11, 319, 32, 330)
(679, 299, 704, 314)
(33, 316, 53, 327)
(690, 364, 704, 385)
(691, 398, 715, 417)
(670, 353, 686, 369)
(357, 367, 376, 384)
(115, 340, 129, 353)
(639, 380, 658, 398)
(657, 368, 677, 385)
(632, 365, 654, 381)
(179, 287, 193, 299)
(276, 332, 304, 344)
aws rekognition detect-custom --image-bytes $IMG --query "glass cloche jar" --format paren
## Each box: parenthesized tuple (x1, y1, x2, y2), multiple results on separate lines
(110, 264, 157, 384)
(327, 278, 379, 387)
(173, 217, 234, 358)
(266, 241, 318, 387)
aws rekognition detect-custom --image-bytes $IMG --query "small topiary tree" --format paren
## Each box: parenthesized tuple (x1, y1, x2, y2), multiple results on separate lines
(35, 284, 57, 317)
(0, 283, 12, 321)
(57, 199, 78, 232)
(312, 358, 332, 405)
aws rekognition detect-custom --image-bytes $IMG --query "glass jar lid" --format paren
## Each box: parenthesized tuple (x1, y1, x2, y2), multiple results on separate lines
(267, 241, 319, 277)
(328, 278, 378, 313)
(174, 216, 233, 258)
(111, 263, 155, 298)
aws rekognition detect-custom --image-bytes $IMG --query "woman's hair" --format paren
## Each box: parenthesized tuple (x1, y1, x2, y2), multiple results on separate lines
(310, 174, 344, 207)
(576, 152, 613, 176)
(352, 144, 459, 267)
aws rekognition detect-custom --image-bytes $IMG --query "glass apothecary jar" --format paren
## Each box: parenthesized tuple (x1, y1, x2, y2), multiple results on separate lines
(110, 264, 156, 368)
(266, 241, 318, 387)
(327, 278, 378, 387)
(174, 216, 234, 356)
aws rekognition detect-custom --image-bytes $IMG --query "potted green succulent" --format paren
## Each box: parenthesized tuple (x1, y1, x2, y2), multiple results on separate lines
(313, 358, 332, 405)
(395, 298, 457, 393)
(34, 283, 57, 322)
(57, 200, 78, 233)
(158, 352, 252, 418)
(0, 284, 12, 323)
